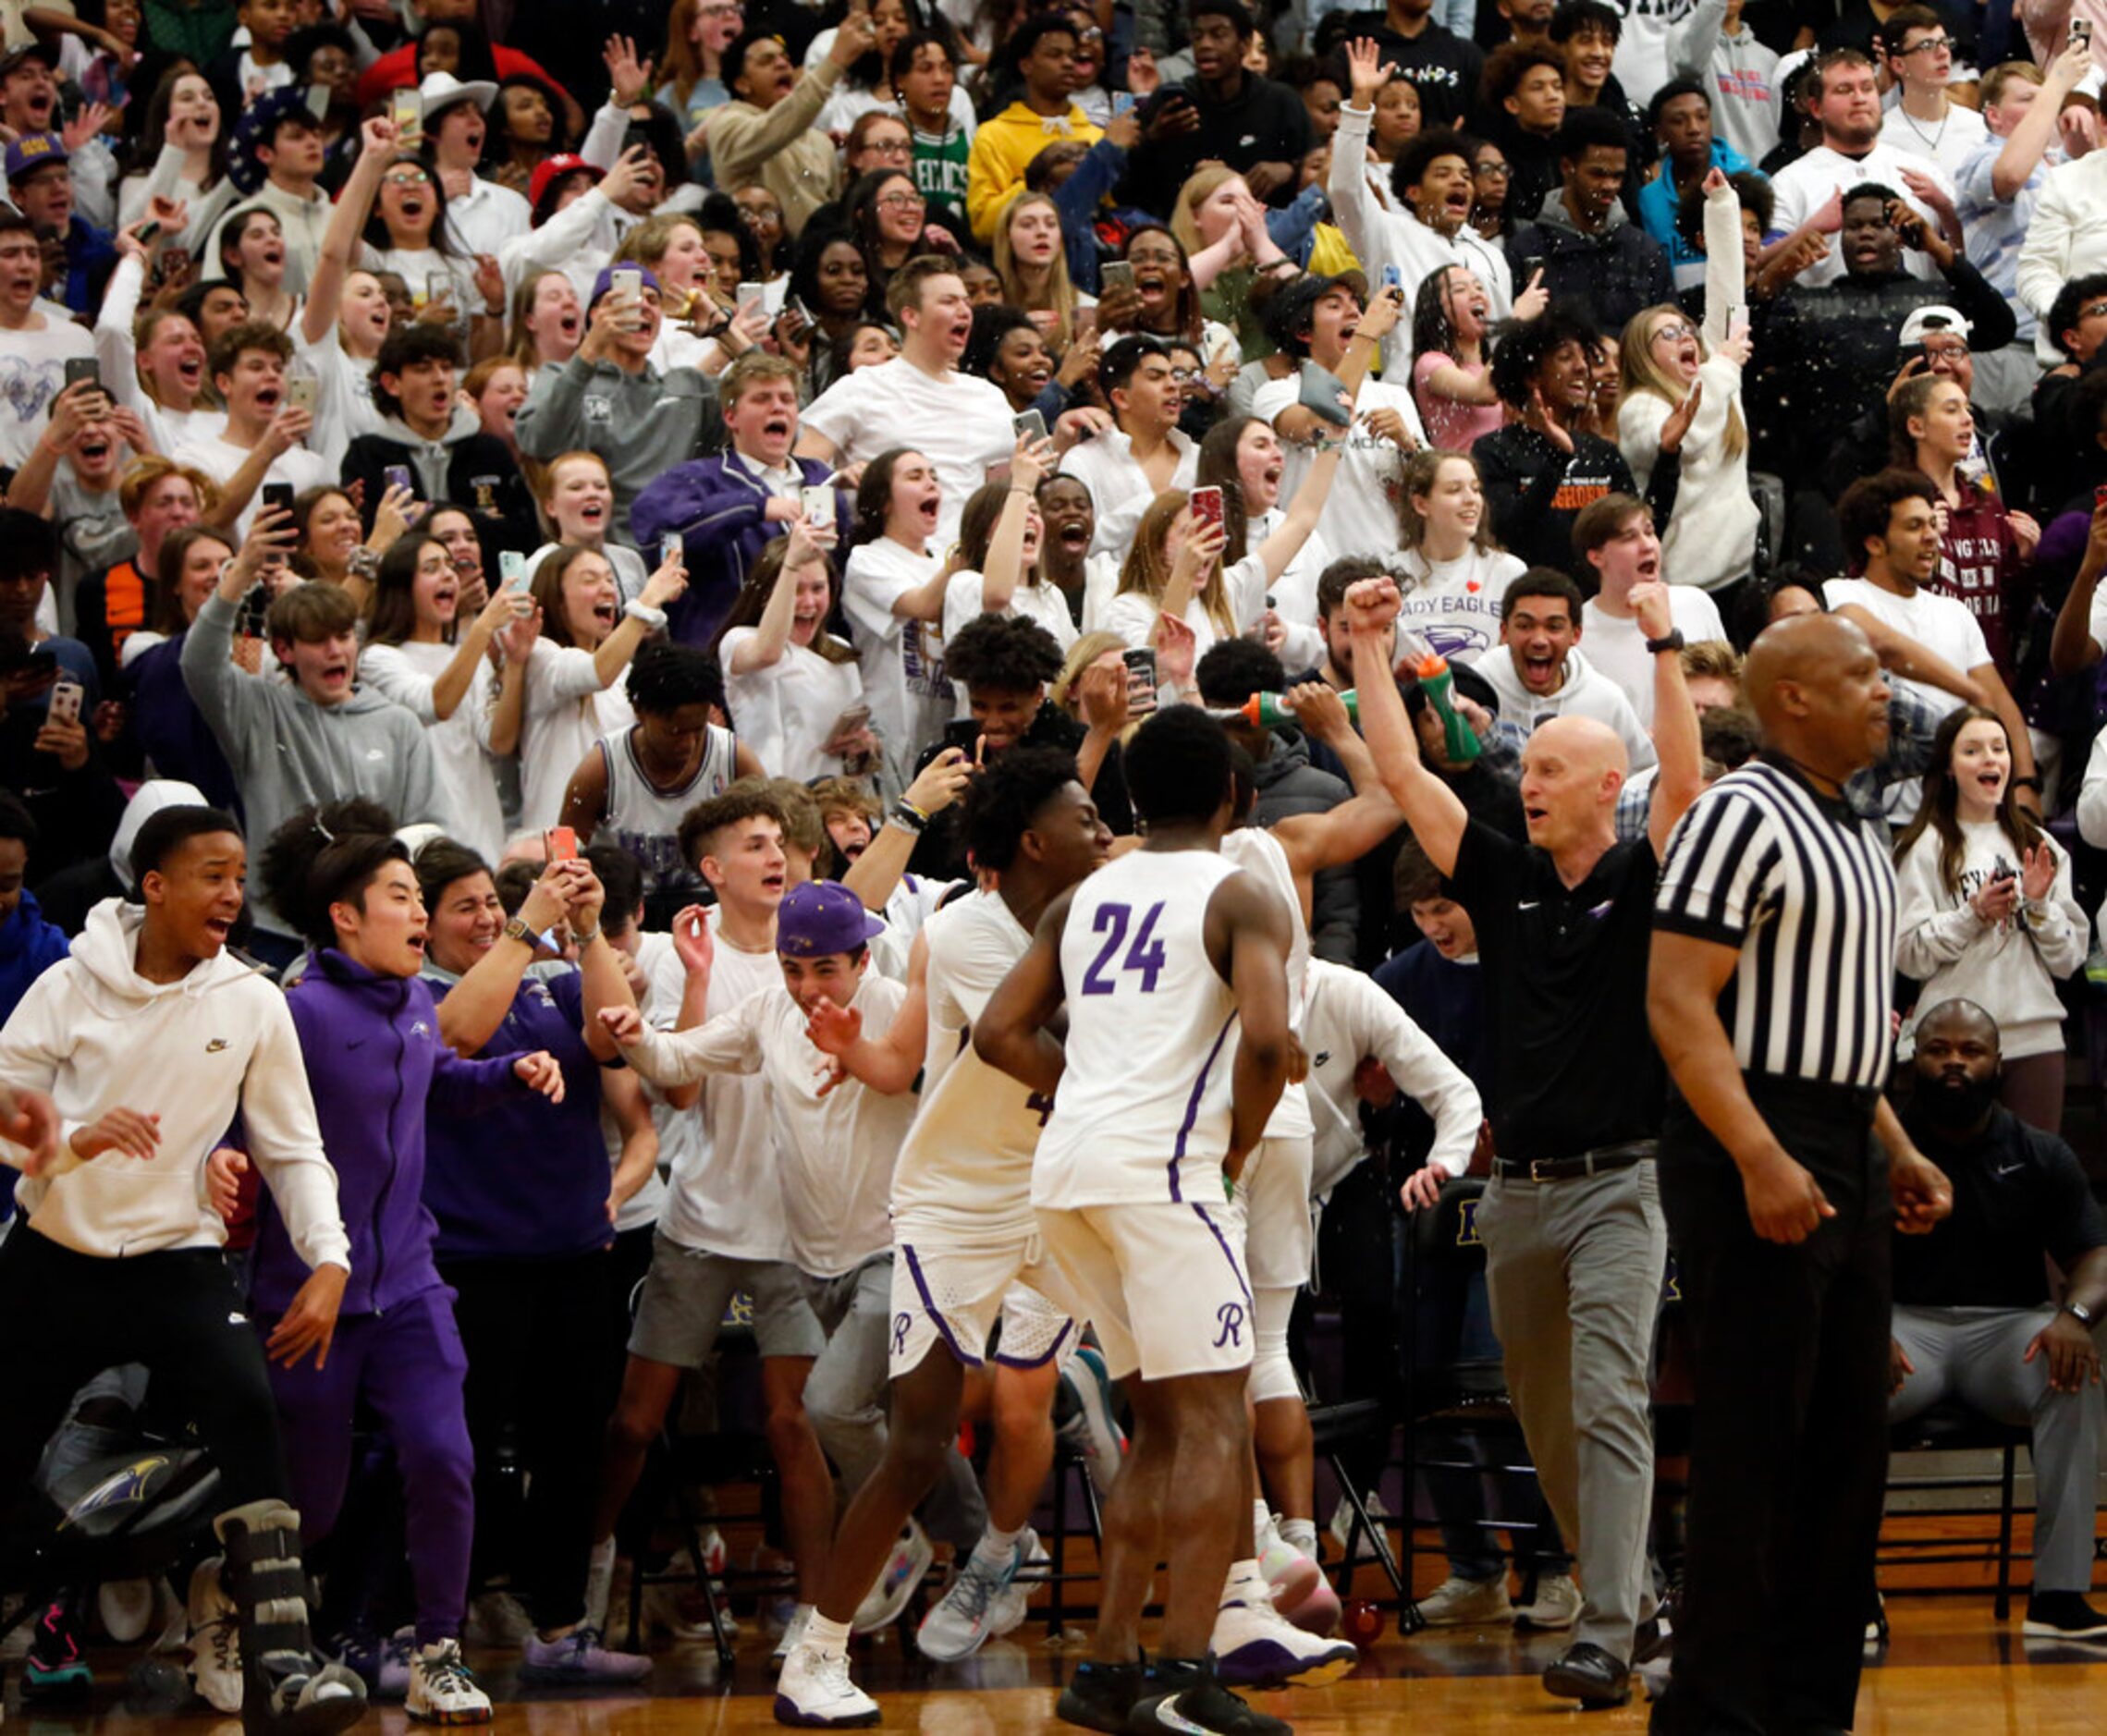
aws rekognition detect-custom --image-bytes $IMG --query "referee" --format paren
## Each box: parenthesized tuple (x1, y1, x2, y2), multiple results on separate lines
(1648, 612, 1953, 1736)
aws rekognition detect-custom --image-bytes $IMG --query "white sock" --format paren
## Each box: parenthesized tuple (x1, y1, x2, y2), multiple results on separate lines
(1252, 1499, 1273, 1550)
(1280, 1518, 1318, 1558)
(1226, 1558, 1268, 1603)
(970, 1524, 1023, 1572)
(803, 1610, 848, 1659)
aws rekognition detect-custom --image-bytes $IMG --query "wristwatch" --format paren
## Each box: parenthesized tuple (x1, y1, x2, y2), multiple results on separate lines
(2065, 1300, 2098, 1327)
(501, 916, 542, 950)
(1646, 630, 1686, 655)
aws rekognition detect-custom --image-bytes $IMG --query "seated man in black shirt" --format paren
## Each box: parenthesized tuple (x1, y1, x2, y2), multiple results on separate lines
(905, 614, 1132, 876)
(1890, 998, 2107, 1640)
(1129, 0, 1312, 209)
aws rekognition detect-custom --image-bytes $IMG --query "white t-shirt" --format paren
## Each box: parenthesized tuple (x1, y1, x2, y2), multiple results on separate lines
(1878, 101, 1990, 182)
(843, 537, 954, 798)
(634, 969, 911, 1278)
(169, 433, 331, 539)
(444, 175, 533, 260)
(801, 356, 1013, 546)
(356, 640, 506, 862)
(1580, 588, 1727, 726)
(1099, 552, 1269, 695)
(1767, 143, 1956, 287)
(943, 569, 1076, 713)
(1396, 545, 1525, 666)
(718, 627, 864, 783)
(514, 638, 637, 831)
(1253, 369, 1426, 561)
(1824, 575, 1990, 818)
(1056, 426, 1198, 558)
(292, 326, 381, 477)
(0, 316, 96, 470)
(652, 908, 794, 1262)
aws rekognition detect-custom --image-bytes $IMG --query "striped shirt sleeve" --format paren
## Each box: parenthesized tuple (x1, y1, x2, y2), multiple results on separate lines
(1653, 783, 1779, 947)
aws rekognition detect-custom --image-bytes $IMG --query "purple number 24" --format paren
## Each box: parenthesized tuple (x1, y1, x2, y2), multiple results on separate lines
(1080, 899, 1168, 995)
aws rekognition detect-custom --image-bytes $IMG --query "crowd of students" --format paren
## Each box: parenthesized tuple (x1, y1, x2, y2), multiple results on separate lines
(0, 0, 2104, 1730)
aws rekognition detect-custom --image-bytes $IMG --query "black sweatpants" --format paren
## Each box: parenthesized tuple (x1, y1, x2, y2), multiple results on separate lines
(1651, 1077, 1891, 1736)
(441, 1250, 617, 1633)
(0, 1228, 288, 1519)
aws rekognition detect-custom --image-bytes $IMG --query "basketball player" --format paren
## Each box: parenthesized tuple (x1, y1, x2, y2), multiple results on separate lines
(772, 747, 1111, 1727)
(975, 706, 1328, 1736)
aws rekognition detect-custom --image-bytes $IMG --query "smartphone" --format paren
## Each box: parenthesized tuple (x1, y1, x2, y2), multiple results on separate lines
(545, 825, 579, 862)
(2074, 18, 2093, 49)
(44, 678, 83, 727)
(1524, 254, 1546, 280)
(787, 293, 815, 324)
(609, 265, 643, 331)
(1726, 303, 1750, 343)
(659, 532, 682, 566)
(802, 483, 835, 525)
(1189, 485, 1224, 538)
(2096, 483, 2107, 509)
(1121, 645, 1158, 714)
(827, 703, 871, 742)
(423, 271, 453, 312)
(261, 481, 295, 516)
(63, 356, 101, 397)
(390, 87, 423, 145)
(304, 81, 331, 121)
(1100, 260, 1135, 296)
(286, 374, 318, 414)
(1380, 263, 1402, 293)
(500, 548, 531, 592)
(1013, 408, 1047, 442)
(135, 218, 161, 249)
(384, 463, 414, 495)
(736, 280, 766, 313)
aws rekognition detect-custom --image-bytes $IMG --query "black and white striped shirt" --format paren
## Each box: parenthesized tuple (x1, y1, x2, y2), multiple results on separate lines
(1653, 757, 1897, 1092)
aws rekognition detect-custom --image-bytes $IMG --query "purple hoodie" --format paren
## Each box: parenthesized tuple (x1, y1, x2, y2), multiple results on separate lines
(250, 949, 524, 1316)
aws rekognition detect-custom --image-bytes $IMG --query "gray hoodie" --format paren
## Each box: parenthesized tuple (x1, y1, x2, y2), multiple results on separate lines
(1476, 643, 1657, 774)
(180, 593, 441, 933)
(515, 351, 725, 544)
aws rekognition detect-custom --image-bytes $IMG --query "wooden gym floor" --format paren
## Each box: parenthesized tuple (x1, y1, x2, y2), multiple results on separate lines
(16, 1549, 2107, 1733)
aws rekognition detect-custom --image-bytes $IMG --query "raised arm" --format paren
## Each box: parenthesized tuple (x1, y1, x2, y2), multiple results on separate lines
(979, 435, 1053, 615)
(1831, 605, 1990, 704)
(1252, 437, 1345, 586)
(840, 748, 972, 911)
(304, 116, 392, 348)
(1340, 576, 1468, 874)
(1635, 582, 1704, 852)
(593, 551, 688, 688)
(726, 518, 829, 674)
(2049, 499, 2107, 677)
(807, 929, 928, 1094)
(435, 862, 584, 1055)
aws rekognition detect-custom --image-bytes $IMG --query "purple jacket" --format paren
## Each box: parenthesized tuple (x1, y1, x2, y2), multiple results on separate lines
(249, 950, 523, 1316)
(629, 451, 851, 648)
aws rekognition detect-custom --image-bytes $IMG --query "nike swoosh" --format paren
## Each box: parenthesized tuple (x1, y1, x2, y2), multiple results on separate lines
(1993, 1164, 2023, 1177)
(1517, 901, 1540, 911)
(1148, 1699, 1210, 1736)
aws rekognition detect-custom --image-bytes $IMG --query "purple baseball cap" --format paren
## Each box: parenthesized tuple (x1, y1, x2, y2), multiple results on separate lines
(776, 881, 887, 959)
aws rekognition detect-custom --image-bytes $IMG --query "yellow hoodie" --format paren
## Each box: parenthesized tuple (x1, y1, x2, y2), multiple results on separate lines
(966, 100, 1103, 243)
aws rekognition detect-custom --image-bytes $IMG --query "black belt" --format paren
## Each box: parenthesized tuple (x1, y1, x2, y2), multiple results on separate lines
(1492, 1140, 1656, 1183)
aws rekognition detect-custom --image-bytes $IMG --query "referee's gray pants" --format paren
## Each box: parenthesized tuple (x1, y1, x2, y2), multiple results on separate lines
(1477, 1161, 1666, 1660)
(1890, 1303, 2105, 1593)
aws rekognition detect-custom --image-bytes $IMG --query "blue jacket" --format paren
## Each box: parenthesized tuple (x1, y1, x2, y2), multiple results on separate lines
(250, 951, 521, 1315)
(125, 633, 243, 818)
(420, 964, 613, 1264)
(1636, 142, 1756, 281)
(630, 452, 851, 649)
(0, 890, 69, 1026)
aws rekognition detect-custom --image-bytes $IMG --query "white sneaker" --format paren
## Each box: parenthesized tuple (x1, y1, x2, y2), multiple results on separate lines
(582, 1536, 618, 1634)
(1258, 1527, 1340, 1635)
(98, 1578, 156, 1644)
(1415, 1574, 1514, 1628)
(1211, 1590, 1359, 1690)
(851, 1521, 933, 1635)
(185, 1558, 242, 1715)
(916, 1529, 1043, 1662)
(1514, 1572, 1584, 1632)
(462, 1591, 535, 1648)
(408, 1639, 491, 1725)
(773, 1642, 880, 1727)
(772, 1604, 814, 1669)
(1328, 1492, 1391, 1563)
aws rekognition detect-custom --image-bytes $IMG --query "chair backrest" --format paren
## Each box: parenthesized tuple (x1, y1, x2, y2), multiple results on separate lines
(1414, 1175, 1488, 1278)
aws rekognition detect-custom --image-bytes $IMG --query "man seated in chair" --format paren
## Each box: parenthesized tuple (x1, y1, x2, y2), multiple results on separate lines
(1889, 998, 2107, 1640)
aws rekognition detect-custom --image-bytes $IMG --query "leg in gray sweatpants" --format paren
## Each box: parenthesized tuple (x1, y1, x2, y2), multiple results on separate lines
(1479, 1163, 1667, 1661)
(802, 1253, 987, 1552)
(1890, 1303, 2105, 1593)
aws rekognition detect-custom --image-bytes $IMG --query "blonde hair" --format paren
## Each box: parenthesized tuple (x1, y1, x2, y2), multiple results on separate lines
(1170, 166, 1241, 259)
(1116, 490, 1238, 641)
(1619, 304, 1746, 461)
(1053, 629, 1126, 710)
(615, 212, 704, 275)
(990, 190, 1080, 348)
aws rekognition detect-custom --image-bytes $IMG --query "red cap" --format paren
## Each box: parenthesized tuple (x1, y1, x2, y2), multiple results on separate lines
(529, 153, 602, 221)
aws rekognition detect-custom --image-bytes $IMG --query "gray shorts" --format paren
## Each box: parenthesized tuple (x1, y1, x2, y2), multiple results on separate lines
(628, 1231, 826, 1366)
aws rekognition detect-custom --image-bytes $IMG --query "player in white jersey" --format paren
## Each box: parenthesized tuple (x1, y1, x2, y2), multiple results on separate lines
(977, 707, 1341, 1736)
(770, 747, 1113, 1728)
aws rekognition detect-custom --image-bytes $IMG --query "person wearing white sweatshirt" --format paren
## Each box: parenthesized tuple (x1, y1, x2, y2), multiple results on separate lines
(1615, 168, 1758, 594)
(1476, 567, 1657, 771)
(1893, 706, 2089, 1134)
(0, 802, 365, 1735)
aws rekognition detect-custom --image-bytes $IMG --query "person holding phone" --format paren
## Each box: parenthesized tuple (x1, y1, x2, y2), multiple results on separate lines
(940, 433, 1078, 656)
(175, 321, 332, 539)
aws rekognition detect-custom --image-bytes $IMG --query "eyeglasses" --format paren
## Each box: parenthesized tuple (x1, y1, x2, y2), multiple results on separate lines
(864, 139, 912, 159)
(876, 190, 925, 210)
(1650, 319, 1697, 342)
(383, 170, 431, 187)
(1170, 367, 1201, 383)
(1474, 160, 1512, 177)
(1896, 34, 1952, 55)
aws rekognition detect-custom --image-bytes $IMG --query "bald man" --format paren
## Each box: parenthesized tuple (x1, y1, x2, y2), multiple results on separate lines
(1649, 613, 1953, 1736)
(1344, 574, 1703, 1709)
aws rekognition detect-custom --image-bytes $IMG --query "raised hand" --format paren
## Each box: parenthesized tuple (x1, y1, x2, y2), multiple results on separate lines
(804, 996, 863, 1056)
(671, 902, 716, 977)
(2020, 840, 2056, 902)
(1343, 37, 1396, 107)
